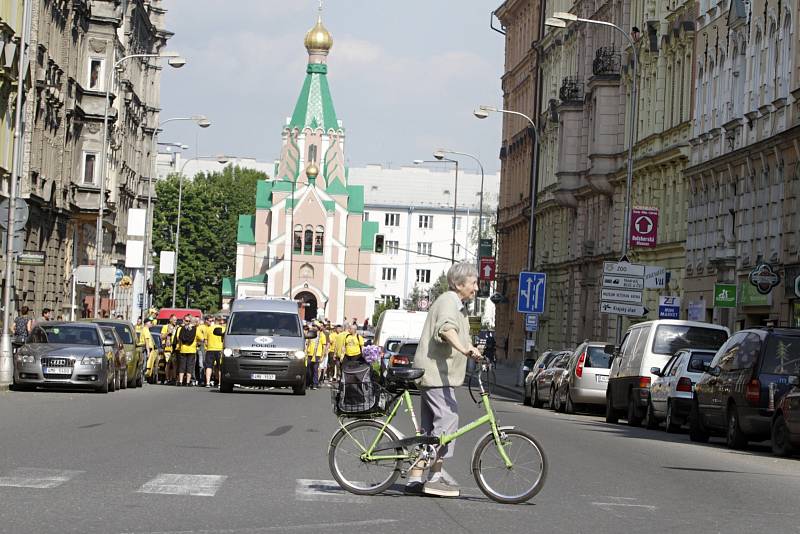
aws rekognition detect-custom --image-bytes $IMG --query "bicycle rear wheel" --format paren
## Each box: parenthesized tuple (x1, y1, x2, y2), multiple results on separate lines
(328, 419, 404, 495)
(472, 429, 547, 504)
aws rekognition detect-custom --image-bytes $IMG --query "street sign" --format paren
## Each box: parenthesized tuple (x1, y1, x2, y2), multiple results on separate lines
(600, 301, 648, 317)
(713, 283, 737, 308)
(748, 263, 780, 295)
(603, 260, 645, 278)
(658, 296, 681, 319)
(16, 251, 46, 266)
(479, 238, 493, 259)
(525, 314, 539, 332)
(517, 272, 546, 314)
(601, 287, 643, 304)
(688, 301, 706, 321)
(418, 298, 429, 310)
(0, 231, 24, 255)
(0, 198, 29, 231)
(630, 207, 658, 248)
(602, 274, 644, 290)
(644, 265, 667, 289)
(479, 257, 496, 281)
(74, 265, 117, 286)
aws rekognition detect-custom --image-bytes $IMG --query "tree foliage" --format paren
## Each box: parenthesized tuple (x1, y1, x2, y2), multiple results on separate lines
(151, 166, 264, 312)
(372, 301, 397, 327)
(469, 210, 497, 251)
(403, 284, 428, 311)
(429, 272, 450, 303)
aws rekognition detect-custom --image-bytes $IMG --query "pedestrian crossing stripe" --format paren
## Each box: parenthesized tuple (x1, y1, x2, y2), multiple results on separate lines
(295, 478, 369, 503)
(137, 474, 227, 497)
(0, 468, 83, 489)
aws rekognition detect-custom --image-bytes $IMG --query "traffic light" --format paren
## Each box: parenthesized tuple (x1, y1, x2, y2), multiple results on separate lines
(374, 233, 385, 253)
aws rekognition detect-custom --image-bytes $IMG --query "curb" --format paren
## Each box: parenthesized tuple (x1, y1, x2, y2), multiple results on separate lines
(466, 372, 523, 399)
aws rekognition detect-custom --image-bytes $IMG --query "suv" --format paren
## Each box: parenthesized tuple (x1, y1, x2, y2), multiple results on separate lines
(554, 342, 614, 413)
(647, 349, 717, 432)
(606, 320, 729, 427)
(690, 327, 800, 449)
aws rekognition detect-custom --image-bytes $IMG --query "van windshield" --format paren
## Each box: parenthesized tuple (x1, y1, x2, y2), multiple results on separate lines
(652, 325, 728, 355)
(228, 312, 301, 337)
(761, 335, 800, 376)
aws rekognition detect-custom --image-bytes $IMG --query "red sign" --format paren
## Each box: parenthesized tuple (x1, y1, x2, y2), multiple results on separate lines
(630, 207, 658, 248)
(479, 258, 496, 281)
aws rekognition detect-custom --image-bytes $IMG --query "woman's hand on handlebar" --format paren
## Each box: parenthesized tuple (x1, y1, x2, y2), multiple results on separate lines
(465, 346, 483, 362)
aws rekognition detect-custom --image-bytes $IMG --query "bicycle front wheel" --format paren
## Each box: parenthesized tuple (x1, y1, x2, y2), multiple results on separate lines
(472, 429, 547, 504)
(328, 419, 404, 495)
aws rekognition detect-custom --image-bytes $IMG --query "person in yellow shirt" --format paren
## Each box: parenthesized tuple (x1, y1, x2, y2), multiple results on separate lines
(315, 324, 329, 388)
(175, 315, 202, 386)
(205, 316, 225, 388)
(140, 318, 157, 381)
(305, 325, 318, 388)
(342, 324, 365, 370)
(160, 314, 179, 385)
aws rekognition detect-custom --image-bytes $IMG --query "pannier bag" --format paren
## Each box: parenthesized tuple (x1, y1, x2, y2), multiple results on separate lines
(332, 362, 386, 417)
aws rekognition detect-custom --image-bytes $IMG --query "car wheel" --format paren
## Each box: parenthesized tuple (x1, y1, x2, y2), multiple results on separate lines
(645, 399, 659, 430)
(665, 400, 681, 433)
(688, 399, 709, 443)
(726, 405, 748, 450)
(109, 368, 117, 392)
(135, 368, 144, 388)
(550, 386, 559, 411)
(96, 375, 109, 394)
(564, 389, 575, 414)
(605, 393, 619, 424)
(522, 383, 532, 406)
(120, 369, 128, 390)
(219, 380, 234, 393)
(532, 384, 543, 408)
(292, 383, 306, 396)
(771, 414, 796, 457)
(626, 396, 642, 427)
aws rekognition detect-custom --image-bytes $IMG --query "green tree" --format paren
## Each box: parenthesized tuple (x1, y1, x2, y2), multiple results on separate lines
(151, 166, 264, 311)
(469, 211, 497, 253)
(429, 272, 449, 303)
(404, 284, 428, 311)
(372, 300, 397, 326)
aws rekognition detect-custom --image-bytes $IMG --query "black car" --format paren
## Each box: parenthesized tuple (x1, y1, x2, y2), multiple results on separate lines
(690, 327, 800, 449)
(385, 340, 418, 391)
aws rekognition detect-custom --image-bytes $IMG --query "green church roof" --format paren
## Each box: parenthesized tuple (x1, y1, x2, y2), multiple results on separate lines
(256, 181, 273, 209)
(237, 214, 256, 244)
(325, 177, 348, 195)
(221, 277, 234, 297)
(238, 273, 268, 284)
(361, 220, 378, 251)
(347, 185, 364, 214)
(288, 63, 340, 132)
(345, 278, 373, 290)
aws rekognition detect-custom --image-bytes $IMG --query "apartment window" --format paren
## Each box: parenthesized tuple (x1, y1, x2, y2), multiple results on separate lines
(386, 240, 399, 255)
(416, 269, 431, 283)
(450, 243, 462, 257)
(88, 58, 104, 90)
(381, 268, 397, 281)
(418, 215, 433, 229)
(363, 211, 370, 222)
(82, 152, 97, 184)
(385, 213, 400, 227)
(379, 294, 399, 308)
(417, 242, 432, 256)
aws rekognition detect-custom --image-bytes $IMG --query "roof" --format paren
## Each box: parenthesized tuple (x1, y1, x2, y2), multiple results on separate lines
(256, 181, 273, 209)
(237, 214, 256, 244)
(221, 277, 234, 297)
(360, 220, 379, 251)
(287, 63, 340, 132)
(345, 277, 374, 290)
(231, 298, 298, 314)
(238, 273, 268, 284)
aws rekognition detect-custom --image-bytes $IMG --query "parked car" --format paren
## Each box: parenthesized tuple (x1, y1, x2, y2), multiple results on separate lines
(379, 337, 414, 381)
(12, 322, 118, 393)
(690, 327, 800, 449)
(646, 349, 717, 432)
(83, 319, 145, 388)
(531, 351, 572, 408)
(606, 320, 729, 427)
(523, 350, 560, 405)
(99, 326, 128, 392)
(554, 342, 614, 413)
(385, 340, 419, 391)
(771, 376, 800, 456)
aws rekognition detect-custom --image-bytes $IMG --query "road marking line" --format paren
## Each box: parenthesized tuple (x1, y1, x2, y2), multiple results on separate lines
(0, 468, 83, 489)
(137, 474, 227, 497)
(295, 478, 369, 503)
(119, 518, 399, 534)
(592, 502, 657, 510)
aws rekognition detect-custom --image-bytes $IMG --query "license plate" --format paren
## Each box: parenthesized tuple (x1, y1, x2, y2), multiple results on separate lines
(44, 367, 72, 375)
(251, 374, 276, 381)
(596, 375, 608, 383)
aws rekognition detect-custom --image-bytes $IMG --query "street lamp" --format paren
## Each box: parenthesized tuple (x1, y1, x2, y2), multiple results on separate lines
(93, 51, 186, 318)
(435, 149, 485, 272)
(171, 154, 230, 306)
(141, 117, 210, 319)
(415, 157, 460, 265)
(547, 11, 640, 344)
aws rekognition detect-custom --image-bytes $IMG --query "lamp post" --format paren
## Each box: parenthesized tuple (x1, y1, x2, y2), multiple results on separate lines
(142, 117, 209, 319)
(547, 12, 639, 344)
(434, 149, 485, 271)
(171, 154, 230, 306)
(94, 51, 185, 318)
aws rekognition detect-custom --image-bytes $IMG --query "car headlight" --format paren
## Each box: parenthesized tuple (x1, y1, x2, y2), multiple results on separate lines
(81, 356, 103, 366)
(14, 354, 34, 364)
(223, 348, 239, 358)
(293, 350, 305, 360)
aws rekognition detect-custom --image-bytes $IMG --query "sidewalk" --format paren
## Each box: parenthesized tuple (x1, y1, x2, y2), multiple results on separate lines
(467, 361, 524, 399)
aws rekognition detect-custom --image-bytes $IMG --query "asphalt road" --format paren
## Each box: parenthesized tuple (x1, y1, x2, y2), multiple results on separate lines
(0, 381, 798, 534)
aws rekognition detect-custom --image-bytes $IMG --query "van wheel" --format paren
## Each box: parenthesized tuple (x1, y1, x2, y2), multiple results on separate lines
(626, 397, 642, 427)
(293, 383, 306, 396)
(772, 414, 796, 457)
(688, 400, 709, 443)
(219, 380, 234, 393)
(726, 405, 748, 450)
(605, 394, 619, 424)
(645, 400, 659, 430)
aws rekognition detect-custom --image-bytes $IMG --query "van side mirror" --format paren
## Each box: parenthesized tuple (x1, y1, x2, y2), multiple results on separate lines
(604, 344, 616, 356)
(213, 327, 224, 336)
(649, 367, 662, 377)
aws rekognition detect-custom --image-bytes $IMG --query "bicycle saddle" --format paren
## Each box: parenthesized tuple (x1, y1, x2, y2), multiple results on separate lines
(386, 367, 424, 382)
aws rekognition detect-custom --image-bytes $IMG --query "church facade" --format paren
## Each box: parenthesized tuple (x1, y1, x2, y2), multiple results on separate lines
(230, 13, 376, 323)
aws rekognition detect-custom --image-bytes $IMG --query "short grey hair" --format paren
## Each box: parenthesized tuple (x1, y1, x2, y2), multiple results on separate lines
(447, 262, 479, 290)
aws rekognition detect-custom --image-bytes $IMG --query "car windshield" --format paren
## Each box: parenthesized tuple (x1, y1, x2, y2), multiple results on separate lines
(761, 335, 800, 376)
(652, 325, 728, 355)
(398, 343, 418, 357)
(39, 325, 100, 346)
(227, 311, 301, 337)
(586, 346, 613, 368)
(94, 322, 134, 344)
(685, 351, 715, 372)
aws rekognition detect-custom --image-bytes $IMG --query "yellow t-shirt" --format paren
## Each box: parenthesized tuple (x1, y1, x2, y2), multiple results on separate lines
(160, 324, 176, 352)
(196, 324, 208, 345)
(177, 326, 201, 354)
(344, 333, 364, 357)
(314, 332, 328, 359)
(139, 328, 154, 351)
(327, 332, 338, 354)
(334, 331, 346, 356)
(206, 324, 224, 351)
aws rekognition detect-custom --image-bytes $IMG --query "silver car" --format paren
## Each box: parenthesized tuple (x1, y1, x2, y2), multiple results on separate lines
(646, 349, 717, 432)
(531, 351, 572, 408)
(12, 322, 117, 393)
(554, 342, 614, 413)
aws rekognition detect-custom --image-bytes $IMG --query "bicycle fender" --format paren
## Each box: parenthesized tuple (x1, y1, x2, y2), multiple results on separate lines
(329, 420, 407, 449)
(469, 426, 516, 469)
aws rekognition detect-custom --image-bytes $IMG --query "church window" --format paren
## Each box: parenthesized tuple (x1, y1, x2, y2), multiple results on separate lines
(293, 225, 303, 253)
(307, 144, 318, 163)
(314, 225, 324, 255)
(304, 226, 314, 254)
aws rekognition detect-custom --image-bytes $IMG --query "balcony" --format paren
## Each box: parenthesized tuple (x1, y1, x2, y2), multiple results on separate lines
(559, 77, 584, 104)
(592, 47, 621, 77)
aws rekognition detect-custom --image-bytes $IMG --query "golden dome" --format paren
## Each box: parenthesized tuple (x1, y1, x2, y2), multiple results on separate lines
(305, 163, 320, 179)
(304, 16, 333, 52)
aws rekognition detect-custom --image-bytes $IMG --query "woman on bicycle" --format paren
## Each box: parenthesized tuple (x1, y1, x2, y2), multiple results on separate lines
(407, 262, 482, 497)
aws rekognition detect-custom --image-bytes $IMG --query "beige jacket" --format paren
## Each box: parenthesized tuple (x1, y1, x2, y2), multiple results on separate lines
(413, 291, 471, 388)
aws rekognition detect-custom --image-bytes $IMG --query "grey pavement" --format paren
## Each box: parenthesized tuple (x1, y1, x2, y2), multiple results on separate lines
(0, 380, 798, 533)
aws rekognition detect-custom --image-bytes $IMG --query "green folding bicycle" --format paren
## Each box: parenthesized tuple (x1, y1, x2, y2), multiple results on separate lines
(328, 364, 547, 504)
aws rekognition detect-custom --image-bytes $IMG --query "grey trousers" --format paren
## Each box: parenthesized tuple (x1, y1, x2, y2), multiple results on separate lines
(420, 387, 459, 459)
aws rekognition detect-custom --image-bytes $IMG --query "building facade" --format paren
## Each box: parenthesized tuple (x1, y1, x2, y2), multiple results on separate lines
(0, 0, 26, 189)
(233, 13, 376, 324)
(685, 0, 799, 329)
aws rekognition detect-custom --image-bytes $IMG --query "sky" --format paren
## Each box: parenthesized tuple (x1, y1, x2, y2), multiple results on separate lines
(159, 0, 505, 173)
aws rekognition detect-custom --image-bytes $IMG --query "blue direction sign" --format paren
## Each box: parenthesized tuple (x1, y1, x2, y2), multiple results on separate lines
(518, 272, 546, 314)
(525, 314, 539, 332)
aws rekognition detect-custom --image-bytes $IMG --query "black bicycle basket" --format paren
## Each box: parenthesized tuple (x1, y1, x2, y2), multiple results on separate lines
(332, 363, 387, 417)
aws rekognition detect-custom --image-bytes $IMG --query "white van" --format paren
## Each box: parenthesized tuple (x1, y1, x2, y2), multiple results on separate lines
(373, 310, 428, 350)
(605, 319, 729, 426)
